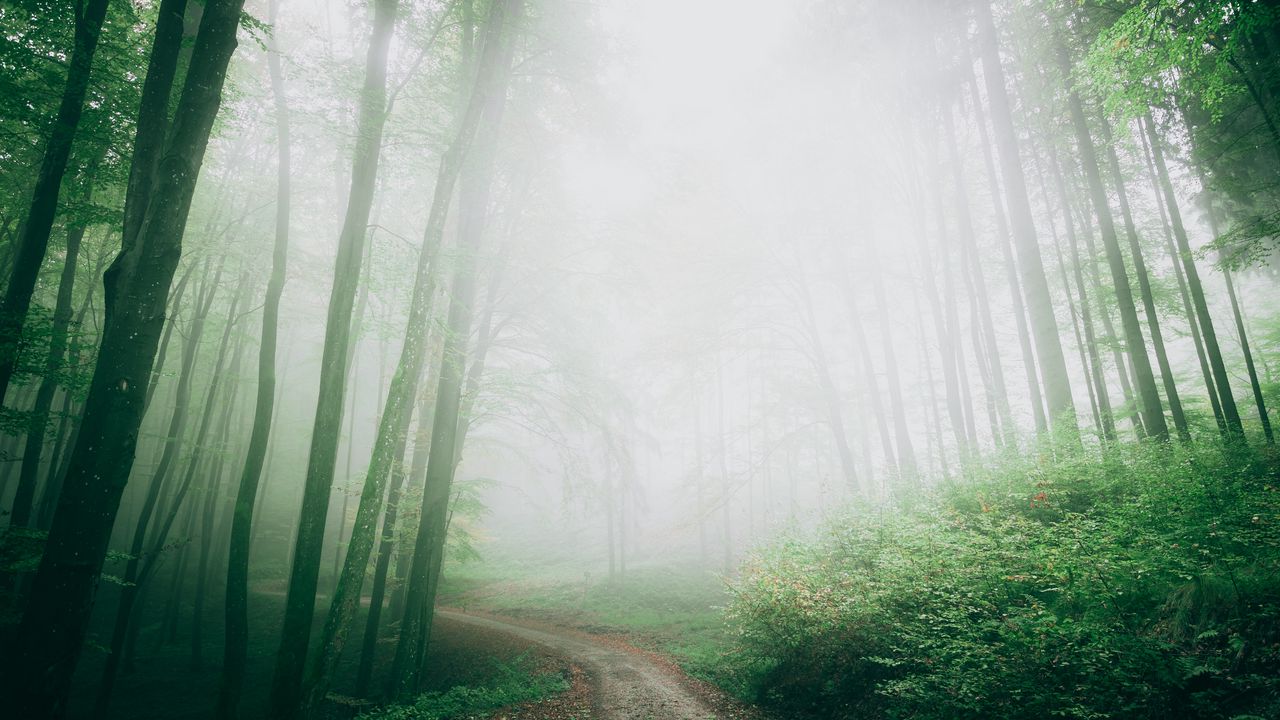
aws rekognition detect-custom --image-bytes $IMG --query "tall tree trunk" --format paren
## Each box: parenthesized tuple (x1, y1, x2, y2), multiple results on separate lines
(331, 238, 376, 592)
(1033, 147, 1109, 438)
(268, 0, 399, 713)
(2, 2, 246, 713)
(389, 3, 521, 697)
(355, 386, 427, 695)
(920, 155, 970, 457)
(715, 358, 732, 574)
(35, 245, 106, 530)
(796, 276, 860, 492)
(964, 45, 1048, 435)
(1137, 120, 1224, 430)
(8, 201, 89, 527)
(300, 0, 514, 702)
(217, 0, 292, 707)
(1219, 267, 1272, 442)
(1143, 112, 1244, 434)
(870, 251, 916, 476)
(1099, 117, 1188, 440)
(839, 280, 897, 474)
(94, 266, 239, 716)
(192, 333, 247, 669)
(0, 0, 112, 405)
(1058, 48, 1167, 440)
(973, 0, 1077, 433)
(946, 102, 1013, 446)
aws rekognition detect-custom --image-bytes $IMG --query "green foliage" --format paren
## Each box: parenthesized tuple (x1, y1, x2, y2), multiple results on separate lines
(355, 654, 568, 720)
(727, 440, 1280, 719)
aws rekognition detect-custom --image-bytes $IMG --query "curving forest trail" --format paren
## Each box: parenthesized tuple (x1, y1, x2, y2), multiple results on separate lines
(437, 609, 758, 719)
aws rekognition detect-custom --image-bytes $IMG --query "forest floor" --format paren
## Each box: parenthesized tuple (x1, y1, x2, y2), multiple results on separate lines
(437, 559, 771, 718)
(439, 608, 763, 719)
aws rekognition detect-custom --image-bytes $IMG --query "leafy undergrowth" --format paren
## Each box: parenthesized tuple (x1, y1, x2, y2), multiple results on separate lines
(356, 654, 568, 720)
(729, 439, 1280, 720)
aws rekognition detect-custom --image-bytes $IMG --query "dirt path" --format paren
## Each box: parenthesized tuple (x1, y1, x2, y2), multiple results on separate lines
(437, 609, 752, 719)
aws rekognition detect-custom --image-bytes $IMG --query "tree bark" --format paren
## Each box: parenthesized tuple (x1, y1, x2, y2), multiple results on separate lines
(1099, 117, 1188, 440)
(1137, 119, 1224, 430)
(8, 200, 89, 527)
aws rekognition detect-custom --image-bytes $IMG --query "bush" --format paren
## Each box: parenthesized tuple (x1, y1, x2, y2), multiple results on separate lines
(728, 440, 1280, 720)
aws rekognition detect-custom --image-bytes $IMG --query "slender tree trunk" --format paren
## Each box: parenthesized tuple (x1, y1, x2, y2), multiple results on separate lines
(1098, 118, 1188, 439)
(389, 4, 521, 697)
(192, 333, 247, 669)
(839, 281, 897, 473)
(2, 2, 246, 713)
(94, 266, 239, 716)
(355, 389, 424, 695)
(973, 0, 1076, 433)
(268, 0, 399, 713)
(8, 206, 88, 527)
(146, 262, 197, 411)
(1059, 50, 1167, 439)
(796, 276, 860, 492)
(217, 0, 291, 707)
(871, 252, 916, 476)
(35, 247, 106, 530)
(946, 101, 1012, 445)
(300, 2, 515, 702)
(0, 0, 112, 405)
(1143, 112, 1244, 434)
(965, 47, 1048, 435)
(1137, 120, 1224, 430)
(1033, 147, 1108, 438)
(920, 158, 970, 457)
(715, 359, 732, 574)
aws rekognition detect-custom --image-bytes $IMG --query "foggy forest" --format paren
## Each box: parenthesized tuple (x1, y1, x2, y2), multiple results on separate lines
(1, 0, 1279, 718)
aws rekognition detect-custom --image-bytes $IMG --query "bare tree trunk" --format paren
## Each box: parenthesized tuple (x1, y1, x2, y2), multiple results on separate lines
(9, 193, 90, 527)
(1099, 117, 1188, 439)
(301, 0, 516, 702)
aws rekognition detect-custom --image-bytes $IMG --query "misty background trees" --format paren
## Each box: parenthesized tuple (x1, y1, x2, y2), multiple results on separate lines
(0, 0, 1278, 718)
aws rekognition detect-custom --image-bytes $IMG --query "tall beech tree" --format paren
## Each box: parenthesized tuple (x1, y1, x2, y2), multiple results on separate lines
(973, 0, 1077, 433)
(1, 1, 247, 713)
(268, 0, 400, 714)
(301, 0, 519, 706)
(217, 0, 293, 712)
(1142, 112, 1244, 435)
(1056, 42, 1168, 440)
(390, 0, 522, 696)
